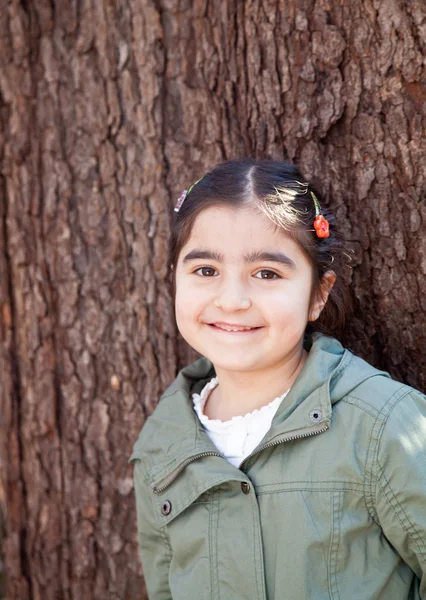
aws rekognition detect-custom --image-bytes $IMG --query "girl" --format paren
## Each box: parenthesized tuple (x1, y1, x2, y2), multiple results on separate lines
(130, 159, 426, 600)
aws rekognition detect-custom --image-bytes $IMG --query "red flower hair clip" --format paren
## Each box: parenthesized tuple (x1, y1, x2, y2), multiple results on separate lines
(311, 191, 330, 238)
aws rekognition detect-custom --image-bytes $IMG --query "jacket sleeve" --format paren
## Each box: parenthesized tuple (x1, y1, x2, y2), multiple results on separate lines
(133, 459, 172, 600)
(374, 389, 426, 598)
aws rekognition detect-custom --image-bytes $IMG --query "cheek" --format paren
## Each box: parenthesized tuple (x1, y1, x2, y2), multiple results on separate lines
(175, 280, 203, 324)
(174, 295, 193, 340)
(174, 289, 189, 326)
(265, 284, 312, 322)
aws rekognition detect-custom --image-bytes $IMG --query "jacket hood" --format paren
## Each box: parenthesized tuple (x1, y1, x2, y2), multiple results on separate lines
(131, 334, 390, 479)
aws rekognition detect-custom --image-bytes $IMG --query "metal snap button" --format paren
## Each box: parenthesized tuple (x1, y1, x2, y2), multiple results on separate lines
(161, 500, 172, 515)
(241, 482, 250, 495)
(309, 409, 323, 423)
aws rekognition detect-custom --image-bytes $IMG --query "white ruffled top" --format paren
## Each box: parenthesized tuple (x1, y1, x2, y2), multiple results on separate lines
(193, 377, 290, 468)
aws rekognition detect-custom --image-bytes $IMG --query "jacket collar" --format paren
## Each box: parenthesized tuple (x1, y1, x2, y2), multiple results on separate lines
(131, 335, 391, 523)
(131, 335, 370, 480)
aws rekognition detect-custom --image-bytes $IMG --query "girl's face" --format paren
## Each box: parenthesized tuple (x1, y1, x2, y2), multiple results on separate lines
(175, 205, 333, 374)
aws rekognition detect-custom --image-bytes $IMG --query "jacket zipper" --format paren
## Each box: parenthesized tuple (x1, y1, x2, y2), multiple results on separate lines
(238, 422, 329, 470)
(152, 422, 329, 494)
(152, 452, 223, 494)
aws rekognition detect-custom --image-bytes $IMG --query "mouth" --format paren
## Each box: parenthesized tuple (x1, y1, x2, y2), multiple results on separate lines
(208, 323, 263, 333)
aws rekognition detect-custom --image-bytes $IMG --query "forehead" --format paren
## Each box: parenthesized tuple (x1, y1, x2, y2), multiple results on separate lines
(180, 205, 307, 262)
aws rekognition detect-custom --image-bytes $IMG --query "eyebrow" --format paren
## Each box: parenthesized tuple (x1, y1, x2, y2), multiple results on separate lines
(182, 248, 297, 270)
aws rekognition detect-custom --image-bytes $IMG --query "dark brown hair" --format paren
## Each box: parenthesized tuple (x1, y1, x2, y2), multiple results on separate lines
(169, 159, 352, 340)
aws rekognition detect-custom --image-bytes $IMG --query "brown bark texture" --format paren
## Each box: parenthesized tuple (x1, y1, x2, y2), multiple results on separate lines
(0, 0, 425, 598)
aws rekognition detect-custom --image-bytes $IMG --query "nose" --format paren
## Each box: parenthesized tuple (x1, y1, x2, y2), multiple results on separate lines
(214, 277, 252, 311)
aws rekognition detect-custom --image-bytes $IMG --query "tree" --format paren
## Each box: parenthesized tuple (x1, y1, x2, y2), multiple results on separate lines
(0, 0, 425, 598)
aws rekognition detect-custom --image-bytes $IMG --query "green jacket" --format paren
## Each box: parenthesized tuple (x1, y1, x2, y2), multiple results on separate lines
(131, 334, 426, 599)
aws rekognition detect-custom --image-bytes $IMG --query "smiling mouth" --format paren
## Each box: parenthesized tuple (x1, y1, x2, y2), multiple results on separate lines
(208, 324, 262, 333)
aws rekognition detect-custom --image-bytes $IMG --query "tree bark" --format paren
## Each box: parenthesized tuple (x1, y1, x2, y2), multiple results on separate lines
(0, 0, 425, 598)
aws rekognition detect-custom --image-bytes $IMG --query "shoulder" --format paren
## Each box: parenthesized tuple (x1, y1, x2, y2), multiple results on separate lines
(336, 351, 426, 518)
(129, 359, 214, 465)
(130, 390, 187, 465)
(375, 386, 426, 454)
(338, 350, 426, 462)
(366, 386, 426, 528)
(339, 349, 423, 418)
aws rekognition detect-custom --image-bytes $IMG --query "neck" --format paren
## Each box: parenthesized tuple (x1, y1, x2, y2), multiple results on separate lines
(204, 346, 308, 421)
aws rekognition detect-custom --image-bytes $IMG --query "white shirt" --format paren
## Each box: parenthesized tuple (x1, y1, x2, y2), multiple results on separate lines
(192, 377, 290, 468)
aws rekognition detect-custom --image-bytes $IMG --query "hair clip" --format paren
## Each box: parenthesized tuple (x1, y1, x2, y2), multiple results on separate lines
(174, 178, 203, 213)
(174, 189, 188, 212)
(311, 191, 330, 238)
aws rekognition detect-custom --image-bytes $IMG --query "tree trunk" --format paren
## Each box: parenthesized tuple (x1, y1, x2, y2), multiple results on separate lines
(0, 0, 424, 598)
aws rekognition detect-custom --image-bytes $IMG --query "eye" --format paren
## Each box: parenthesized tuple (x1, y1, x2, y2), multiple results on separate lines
(194, 266, 218, 277)
(254, 270, 281, 280)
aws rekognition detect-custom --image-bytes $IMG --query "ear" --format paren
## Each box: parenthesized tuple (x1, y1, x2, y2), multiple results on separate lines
(309, 270, 336, 322)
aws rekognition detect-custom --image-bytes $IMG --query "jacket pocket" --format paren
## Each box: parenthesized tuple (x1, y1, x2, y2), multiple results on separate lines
(163, 493, 215, 600)
(257, 486, 343, 599)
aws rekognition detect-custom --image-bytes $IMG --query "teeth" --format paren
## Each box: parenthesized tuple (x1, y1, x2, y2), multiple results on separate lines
(215, 325, 253, 332)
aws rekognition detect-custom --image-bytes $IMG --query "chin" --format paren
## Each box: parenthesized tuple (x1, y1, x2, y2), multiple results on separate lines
(205, 354, 261, 372)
